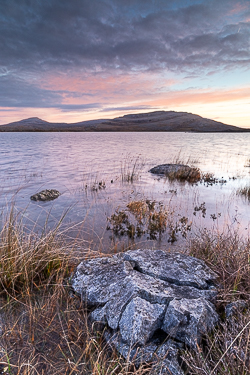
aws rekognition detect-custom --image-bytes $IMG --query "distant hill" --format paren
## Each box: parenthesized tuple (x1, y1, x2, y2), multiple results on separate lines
(0, 111, 248, 132)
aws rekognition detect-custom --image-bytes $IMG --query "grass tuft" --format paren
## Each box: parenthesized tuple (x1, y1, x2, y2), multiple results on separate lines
(237, 186, 250, 200)
(188, 229, 250, 301)
(0, 210, 74, 297)
(183, 229, 250, 374)
(120, 155, 145, 183)
(167, 166, 201, 183)
(0, 209, 151, 374)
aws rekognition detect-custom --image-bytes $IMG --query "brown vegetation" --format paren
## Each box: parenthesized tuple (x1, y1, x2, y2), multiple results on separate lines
(183, 229, 250, 374)
(0, 209, 249, 374)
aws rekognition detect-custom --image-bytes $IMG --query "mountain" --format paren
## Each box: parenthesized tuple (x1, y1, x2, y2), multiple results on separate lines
(0, 111, 248, 132)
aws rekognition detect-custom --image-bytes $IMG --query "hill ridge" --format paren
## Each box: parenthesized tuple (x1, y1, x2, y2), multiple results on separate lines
(0, 110, 248, 132)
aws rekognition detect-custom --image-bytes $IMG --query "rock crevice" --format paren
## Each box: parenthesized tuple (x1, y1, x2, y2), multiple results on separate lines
(72, 249, 219, 374)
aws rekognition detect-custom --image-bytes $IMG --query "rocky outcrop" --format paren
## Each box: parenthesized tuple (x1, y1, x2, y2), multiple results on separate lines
(149, 164, 201, 182)
(30, 189, 61, 201)
(72, 249, 219, 373)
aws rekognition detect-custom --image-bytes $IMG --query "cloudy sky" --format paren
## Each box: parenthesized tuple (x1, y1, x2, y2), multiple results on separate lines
(0, 0, 250, 127)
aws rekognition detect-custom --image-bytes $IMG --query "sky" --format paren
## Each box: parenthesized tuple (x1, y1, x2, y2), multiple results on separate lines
(0, 0, 250, 127)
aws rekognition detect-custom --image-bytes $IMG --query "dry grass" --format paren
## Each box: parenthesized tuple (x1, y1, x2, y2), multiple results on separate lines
(0, 291, 150, 375)
(0, 210, 150, 374)
(120, 155, 145, 183)
(237, 186, 250, 201)
(167, 166, 201, 183)
(183, 311, 250, 374)
(1, 207, 250, 374)
(183, 229, 250, 374)
(188, 229, 250, 301)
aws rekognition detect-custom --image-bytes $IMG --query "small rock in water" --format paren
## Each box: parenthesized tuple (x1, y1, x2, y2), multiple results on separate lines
(149, 164, 201, 182)
(30, 189, 61, 202)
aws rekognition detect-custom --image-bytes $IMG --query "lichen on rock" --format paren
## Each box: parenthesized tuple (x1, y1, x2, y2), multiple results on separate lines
(72, 249, 219, 373)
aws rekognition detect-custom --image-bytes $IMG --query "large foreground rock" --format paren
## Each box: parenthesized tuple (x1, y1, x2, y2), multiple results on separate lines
(72, 249, 219, 373)
(162, 297, 218, 349)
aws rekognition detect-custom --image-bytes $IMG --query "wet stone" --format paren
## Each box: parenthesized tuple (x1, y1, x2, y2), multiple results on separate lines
(30, 189, 61, 201)
(149, 163, 201, 182)
(149, 164, 191, 175)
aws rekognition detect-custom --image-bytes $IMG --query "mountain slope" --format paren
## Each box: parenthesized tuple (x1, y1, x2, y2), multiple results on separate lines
(0, 111, 247, 132)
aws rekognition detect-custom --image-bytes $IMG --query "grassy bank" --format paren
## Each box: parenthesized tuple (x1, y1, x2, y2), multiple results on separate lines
(0, 210, 249, 374)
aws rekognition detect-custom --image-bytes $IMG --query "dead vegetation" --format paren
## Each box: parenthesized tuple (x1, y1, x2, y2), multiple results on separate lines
(237, 185, 250, 200)
(107, 199, 192, 242)
(0, 209, 250, 374)
(167, 166, 201, 183)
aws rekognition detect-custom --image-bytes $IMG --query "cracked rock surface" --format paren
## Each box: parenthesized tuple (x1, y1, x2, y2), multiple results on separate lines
(72, 249, 219, 373)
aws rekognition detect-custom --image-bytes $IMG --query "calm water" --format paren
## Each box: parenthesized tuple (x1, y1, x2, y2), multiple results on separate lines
(1, 132, 250, 252)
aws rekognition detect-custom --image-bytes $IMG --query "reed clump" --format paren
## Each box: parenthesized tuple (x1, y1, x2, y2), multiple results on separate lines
(0, 220, 71, 296)
(237, 186, 250, 200)
(108, 199, 192, 242)
(121, 155, 145, 183)
(167, 166, 201, 183)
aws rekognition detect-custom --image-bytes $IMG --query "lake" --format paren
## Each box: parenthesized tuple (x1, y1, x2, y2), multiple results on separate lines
(1, 132, 250, 253)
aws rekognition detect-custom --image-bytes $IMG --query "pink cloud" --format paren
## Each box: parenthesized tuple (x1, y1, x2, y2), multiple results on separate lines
(227, 2, 249, 16)
(144, 86, 250, 107)
(40, 72, 177, 106)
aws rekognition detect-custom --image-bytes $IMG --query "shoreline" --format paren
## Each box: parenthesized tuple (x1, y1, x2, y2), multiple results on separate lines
(0, 202, 249, 374)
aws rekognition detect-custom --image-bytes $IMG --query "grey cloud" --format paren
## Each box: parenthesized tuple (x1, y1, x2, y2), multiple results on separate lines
(1, 0, 249, 73)
(0, 75, 61, 107)
(0, 74, 100, 110)
(0, 0, 249, 109)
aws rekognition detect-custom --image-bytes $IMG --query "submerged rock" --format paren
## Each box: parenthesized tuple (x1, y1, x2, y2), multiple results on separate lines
(72, 249, 219, 372)
(30, 189, 61, 201)
(149, 164, 201, 182)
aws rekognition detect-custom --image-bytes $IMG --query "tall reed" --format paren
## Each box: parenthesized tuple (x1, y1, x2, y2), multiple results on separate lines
(120, 155, 145, 183)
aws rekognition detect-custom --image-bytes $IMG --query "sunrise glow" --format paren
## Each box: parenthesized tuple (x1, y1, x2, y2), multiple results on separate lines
(0, 0, 249, 128)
